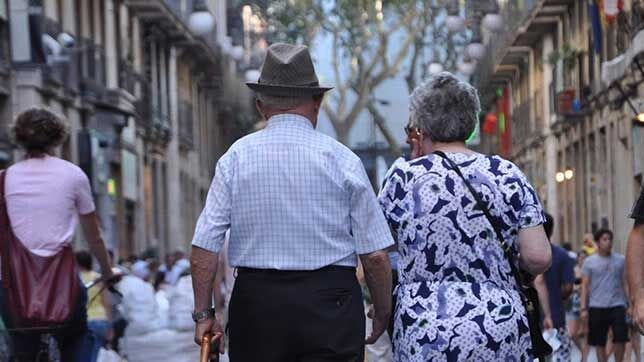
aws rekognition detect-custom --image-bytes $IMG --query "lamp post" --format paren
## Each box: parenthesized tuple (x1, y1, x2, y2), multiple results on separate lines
(467, 17, 485, 60)
(445, 1, 466, 33)
(188, 0, 215, 36)
(482, 0, 503, 33)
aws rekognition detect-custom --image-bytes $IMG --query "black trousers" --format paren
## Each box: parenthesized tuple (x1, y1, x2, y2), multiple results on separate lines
(228, 266, 365, 362)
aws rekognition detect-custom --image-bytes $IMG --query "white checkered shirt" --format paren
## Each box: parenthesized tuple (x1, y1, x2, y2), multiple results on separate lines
(191, 114, 394, 270)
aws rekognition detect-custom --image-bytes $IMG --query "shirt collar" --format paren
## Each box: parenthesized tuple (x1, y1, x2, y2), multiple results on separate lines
(266, 114, 314, 130)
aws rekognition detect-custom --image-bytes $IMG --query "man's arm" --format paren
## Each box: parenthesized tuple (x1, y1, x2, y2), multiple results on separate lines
(534, 274, 552, 329)
(190, 246, 224, 350)
(189, 155, 232, 350)
(359, 250, 392, 344)
(627, 223, 644, 331)
(80, 212, 114, 279)
(561, 254, 576, 300)
(580, 275, 590, 323)
(191, 246, 219, 314)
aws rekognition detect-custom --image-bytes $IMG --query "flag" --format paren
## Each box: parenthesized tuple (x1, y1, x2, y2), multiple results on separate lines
(589, 0, 603, 53)
(598, 0, 622, 23)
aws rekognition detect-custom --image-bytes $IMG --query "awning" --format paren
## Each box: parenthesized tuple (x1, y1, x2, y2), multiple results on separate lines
(601, 28, 644, 85)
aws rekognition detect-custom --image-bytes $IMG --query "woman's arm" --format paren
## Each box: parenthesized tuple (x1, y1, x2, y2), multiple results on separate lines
(517, 225, 552, 275)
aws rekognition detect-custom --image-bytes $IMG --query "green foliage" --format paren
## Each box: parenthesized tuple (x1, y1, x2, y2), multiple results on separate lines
(547, 43, 580, 69)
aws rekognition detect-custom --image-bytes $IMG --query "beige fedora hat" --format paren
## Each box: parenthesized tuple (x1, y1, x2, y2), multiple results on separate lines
(246, 43, 332, 96)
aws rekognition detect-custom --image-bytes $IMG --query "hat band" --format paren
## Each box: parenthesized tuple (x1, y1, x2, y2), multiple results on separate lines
(257, 79, 320, 87)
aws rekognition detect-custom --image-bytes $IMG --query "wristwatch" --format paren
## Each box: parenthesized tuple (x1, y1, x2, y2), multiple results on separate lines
(192, 308, 215, 322)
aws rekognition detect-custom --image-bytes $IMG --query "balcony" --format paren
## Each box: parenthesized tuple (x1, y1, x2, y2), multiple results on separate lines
(79, 40, 107, 103)
(128, 0, 219, 63)
(474, 0, 540, 92)
(178, 100, 194, 150)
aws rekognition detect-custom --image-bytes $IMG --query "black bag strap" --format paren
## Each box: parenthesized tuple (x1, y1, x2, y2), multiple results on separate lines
(433, 151, 527, 297)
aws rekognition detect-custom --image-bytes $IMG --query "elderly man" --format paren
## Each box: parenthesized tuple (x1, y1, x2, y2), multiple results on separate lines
(190, 43, 394, 362)
(627, 188, 644, 332)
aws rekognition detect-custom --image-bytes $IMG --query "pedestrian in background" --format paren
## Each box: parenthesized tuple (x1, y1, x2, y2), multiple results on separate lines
(190, 43, 393, 362)
(378, 72, 551, 361)
(581, 228, 629, 362)
(568, 251, 590, 362)
(539, 213, 576, 361)
(77, 250, 113, 361)
(0, 108, 114, 361)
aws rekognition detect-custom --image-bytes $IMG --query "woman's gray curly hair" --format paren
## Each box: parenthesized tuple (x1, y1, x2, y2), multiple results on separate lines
(409, 72, 481, 143)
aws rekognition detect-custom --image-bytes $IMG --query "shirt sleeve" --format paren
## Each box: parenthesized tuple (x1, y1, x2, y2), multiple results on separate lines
(348, 159, 394, 255)
(75, 169, 96, 215)
(514, 165, 546, 229)
(581, 258, 592, 278)
(563, 251, 576, 284)
(191, 153, 233, 253)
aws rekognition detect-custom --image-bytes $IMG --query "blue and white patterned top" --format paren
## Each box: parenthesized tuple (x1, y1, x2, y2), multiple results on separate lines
(192, 114, 394, 270)
(378, 152, 545, 361)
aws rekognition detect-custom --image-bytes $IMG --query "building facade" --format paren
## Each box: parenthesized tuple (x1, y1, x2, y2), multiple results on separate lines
(3, 0, 254, 260)
(475, 0, 644, 252)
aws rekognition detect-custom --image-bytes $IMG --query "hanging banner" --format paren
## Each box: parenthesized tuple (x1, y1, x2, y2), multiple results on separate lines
(589, 1, 603, 54)
(483, 112, 498, 135)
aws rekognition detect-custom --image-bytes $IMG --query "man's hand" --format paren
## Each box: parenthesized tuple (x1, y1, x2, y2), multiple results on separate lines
(194, 317, 225, 353)
(359, 250, 392, 345)
(632, 298, 644, 334)
(365, 312, 388, 344)
(542, 316, 553, 331)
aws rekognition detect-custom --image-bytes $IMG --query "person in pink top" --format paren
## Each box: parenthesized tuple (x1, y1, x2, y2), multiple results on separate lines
(0, 108, 114, 361)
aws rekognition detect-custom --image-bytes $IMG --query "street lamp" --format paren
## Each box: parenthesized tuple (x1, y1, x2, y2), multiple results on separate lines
(636, 112, 644, 125)
(188, 0, 215, 35)
(482, 0, 503, 33)
(467, 18, 485, 60)
(231, 46, 244, 61)
(428, 62, 444, 75)
(564, 169, 574, 180)
(245, 69, 261, 83)
(445, 2, 466, 32)
(556, 172, 565, 183)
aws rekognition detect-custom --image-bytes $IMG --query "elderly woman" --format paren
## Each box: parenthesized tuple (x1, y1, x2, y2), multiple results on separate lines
(0, 108, 114, 361)
(378, 72, 552, 361)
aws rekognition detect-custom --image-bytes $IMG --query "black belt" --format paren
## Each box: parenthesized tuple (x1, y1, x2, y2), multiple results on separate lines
(236, 265, 355, 277)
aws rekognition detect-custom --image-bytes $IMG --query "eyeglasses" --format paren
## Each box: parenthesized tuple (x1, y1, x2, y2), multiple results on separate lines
(405, 124, 422, 139)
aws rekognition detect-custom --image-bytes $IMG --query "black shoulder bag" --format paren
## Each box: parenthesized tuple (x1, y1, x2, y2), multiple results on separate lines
(434, 151, 553, 360)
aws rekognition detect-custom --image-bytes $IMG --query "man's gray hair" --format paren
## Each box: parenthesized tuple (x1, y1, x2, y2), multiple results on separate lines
(409, 72, 481, 143)
(256, 93, 309, 110)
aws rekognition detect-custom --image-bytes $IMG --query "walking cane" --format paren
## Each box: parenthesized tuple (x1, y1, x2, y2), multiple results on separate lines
(200, 332, 222, 362)
(200, 333, 213, 362)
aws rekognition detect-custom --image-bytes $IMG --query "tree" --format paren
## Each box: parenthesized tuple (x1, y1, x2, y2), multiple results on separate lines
(259, 0, 469, 154)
